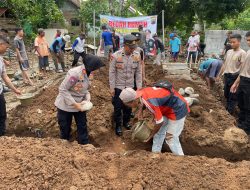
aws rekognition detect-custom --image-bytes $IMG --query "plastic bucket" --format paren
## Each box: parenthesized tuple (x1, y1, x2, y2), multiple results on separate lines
(18, 93, 34, 106)
(132, 121, 152, 142)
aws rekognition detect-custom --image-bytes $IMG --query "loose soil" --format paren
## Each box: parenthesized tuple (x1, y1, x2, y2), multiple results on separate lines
(2, 58, 250, 189)
(7, 61, 250, 161)
(0, 136, 249, 190)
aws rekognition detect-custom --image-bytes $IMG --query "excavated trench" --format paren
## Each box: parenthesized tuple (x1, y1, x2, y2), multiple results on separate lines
(6, 62, 250, 162)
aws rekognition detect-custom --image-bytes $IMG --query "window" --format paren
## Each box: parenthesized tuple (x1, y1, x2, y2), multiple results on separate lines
(71, 18, 80, 26)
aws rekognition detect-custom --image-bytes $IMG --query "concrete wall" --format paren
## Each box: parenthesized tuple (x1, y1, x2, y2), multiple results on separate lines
(205, 30, 249, 55)
(44, 29, 69, 45)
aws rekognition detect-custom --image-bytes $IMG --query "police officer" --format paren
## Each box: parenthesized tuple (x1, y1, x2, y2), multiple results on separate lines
(54, 64, 91, 145)
(109, 34, 142, 136)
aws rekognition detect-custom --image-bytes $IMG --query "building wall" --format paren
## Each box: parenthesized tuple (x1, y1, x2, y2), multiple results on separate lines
(60, 0, 81, 33)
(205, 30, 249, 55)
(61, 1, 78, 23)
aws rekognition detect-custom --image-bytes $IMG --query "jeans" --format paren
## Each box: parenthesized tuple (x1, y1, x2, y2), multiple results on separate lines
(224, 73, 238, 114)
(112, 88, 132, 127)
(152, 116, 185, 155)
(0, 93, 6, 136)
(187, 51, 197, 63)
(238, 76, 250, 133)
(72, 51, 86, 67)
(57, 108, 89, 145)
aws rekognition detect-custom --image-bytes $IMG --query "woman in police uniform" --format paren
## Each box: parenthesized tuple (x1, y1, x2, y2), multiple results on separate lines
(55, 64, 90, 144)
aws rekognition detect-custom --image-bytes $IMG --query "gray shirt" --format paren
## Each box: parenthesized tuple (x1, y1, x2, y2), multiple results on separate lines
(55, 65, 90, 112)
(14, 36, 28, 60)
(0, 56, 6, 94)
(109, 48, 142, 91)
(139, 31, 147, 49)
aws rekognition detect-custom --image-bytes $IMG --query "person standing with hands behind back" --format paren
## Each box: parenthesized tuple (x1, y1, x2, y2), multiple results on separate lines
(14, 28, 33, 86)
(0, 35, 21, 136)
(109, 34, 142, 136)
(217, 34, 246, 114)
(230, 31, 250, 134)
(34, 28, 50, 78)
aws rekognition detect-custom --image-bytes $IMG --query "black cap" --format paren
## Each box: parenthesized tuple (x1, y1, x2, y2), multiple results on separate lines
(124, 34, 137, 48)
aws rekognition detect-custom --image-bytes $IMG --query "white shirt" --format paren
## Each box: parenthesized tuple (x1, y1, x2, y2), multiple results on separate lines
(195, 34, 200, 43)
(188, 36, 199, 52)
(0, 56, 6, 94)
(74, 37, 85, 53)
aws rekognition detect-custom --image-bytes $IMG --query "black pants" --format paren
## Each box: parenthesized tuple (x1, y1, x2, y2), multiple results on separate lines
(0, 93, 6, 136)
(112, 88, 132, 127)
(238, 76, 250, 132)
(224, 73, 238, 114)
(72, 51, 86, 67)
(57, 109, 89, 144)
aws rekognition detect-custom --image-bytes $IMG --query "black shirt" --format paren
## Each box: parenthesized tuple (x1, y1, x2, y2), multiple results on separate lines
(224, 38, 232, 53)
(155, 39, 165, 52)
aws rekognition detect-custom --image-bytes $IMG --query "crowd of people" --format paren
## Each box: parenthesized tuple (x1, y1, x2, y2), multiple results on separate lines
(198, 32, 250, 134)
(0, 25, 249, 157)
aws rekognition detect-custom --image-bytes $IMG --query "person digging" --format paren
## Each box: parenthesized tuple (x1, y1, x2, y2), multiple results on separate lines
(119, 82, 189, 156)
(198, 57, 223, 90)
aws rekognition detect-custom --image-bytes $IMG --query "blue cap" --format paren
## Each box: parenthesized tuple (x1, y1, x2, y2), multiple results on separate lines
(169, 33, 175, 38)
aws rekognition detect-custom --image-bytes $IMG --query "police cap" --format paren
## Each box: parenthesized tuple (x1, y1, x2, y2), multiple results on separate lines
(123, 34, 137, 49)
(131, 32, 141, 41)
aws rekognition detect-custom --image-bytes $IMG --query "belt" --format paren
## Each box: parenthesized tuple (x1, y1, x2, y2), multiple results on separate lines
(240, 76, 250, 82)
(224, 73, 239, 77)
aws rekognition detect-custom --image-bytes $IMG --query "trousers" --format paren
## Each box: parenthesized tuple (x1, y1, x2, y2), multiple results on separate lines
(238, 76, 250, 133)
(0, 93, 6, 136)
(224, 73, 238, 114)
(152, 116, 185, 156)
(72, 51, 86, 67)
(51, 52, 65, 71)
(112, 88, 132, 127)
(57, 108, 89, 145)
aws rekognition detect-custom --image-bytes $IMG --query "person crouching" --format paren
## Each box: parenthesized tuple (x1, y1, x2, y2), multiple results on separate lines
(54, 64, 90, 144)
(119, 86, 190, 156)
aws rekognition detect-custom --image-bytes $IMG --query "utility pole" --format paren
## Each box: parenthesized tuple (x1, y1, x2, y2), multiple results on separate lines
(162, 10, 165, 44)
(93, 10, 96, 55)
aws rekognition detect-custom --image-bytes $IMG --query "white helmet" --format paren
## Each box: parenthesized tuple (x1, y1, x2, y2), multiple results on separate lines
(63, 35, 70, 42)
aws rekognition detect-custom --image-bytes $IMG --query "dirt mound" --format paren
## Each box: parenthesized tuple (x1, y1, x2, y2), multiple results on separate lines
(7, 61, 250, 161)
(0, 136, 249, 190)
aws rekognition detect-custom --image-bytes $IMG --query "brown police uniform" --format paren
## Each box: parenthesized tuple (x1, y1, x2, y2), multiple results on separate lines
(109, 34, 142, 136)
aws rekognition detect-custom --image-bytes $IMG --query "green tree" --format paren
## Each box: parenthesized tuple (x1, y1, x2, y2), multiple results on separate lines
(135, 0, 248, 32)
(78, 0, 137, 28)
(2, 0, 64, 36)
